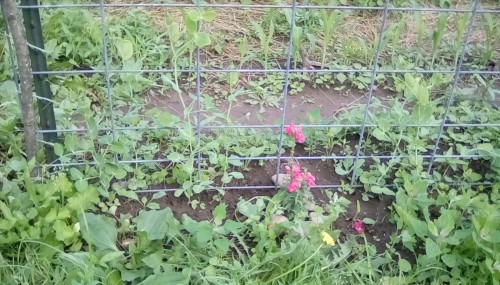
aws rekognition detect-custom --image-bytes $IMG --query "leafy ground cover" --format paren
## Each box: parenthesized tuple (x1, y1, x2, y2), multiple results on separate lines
(1, 0, 500, 284)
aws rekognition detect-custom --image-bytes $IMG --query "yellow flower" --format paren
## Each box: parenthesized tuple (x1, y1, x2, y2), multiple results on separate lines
(320, 231, 335, 246)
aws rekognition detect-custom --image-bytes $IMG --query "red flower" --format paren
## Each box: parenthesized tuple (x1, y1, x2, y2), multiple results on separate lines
(295, 132, 305, 143)
(353, 220, 364, 234)
(287, 180, 300, 192)
(285, 124, 306, 143)
(305, 172, 316, 187)
(285, 124, 296, 136)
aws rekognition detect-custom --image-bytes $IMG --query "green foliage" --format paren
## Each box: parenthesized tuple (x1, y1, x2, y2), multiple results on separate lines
(0, 160, 100, 252)
(2, 1, 500, 284)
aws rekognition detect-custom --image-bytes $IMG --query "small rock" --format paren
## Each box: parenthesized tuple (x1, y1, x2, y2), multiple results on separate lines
(269, 214, 289, 229)
(271, 173, 290, 187)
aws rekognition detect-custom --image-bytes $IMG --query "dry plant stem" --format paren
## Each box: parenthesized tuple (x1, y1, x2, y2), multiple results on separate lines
(3, 0, 37, 164)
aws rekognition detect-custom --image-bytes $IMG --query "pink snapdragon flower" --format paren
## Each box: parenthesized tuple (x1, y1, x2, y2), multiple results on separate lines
(305, 172, 316, 187)
(285, 124, 306, 143)
(284, 163, 316, 193)
(353, 220, 365, 234)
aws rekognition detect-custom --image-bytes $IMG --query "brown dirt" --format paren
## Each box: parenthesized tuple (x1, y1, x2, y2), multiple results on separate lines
(115, 152, 401, 256)
(143, 85, 393, 125)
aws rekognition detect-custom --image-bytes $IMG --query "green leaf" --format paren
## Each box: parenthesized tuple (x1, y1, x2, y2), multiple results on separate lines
(9, 158, 26, 172)
(142, 251, 164, 269)
(372, 128, 391, 142)
(75, 179, 88, 192)
(362, 218, 376, 225)
(425, 238, 440, 259)
(221, 173, 232, 184)
(202, 10, 217, 21)
(79, 213, 118, 251)
(182, 10, 198, 34)
(53, 220, 75, 242)
(193, 184, 205, 193)
(167, 152, 185, 163)
(227, 155, 243, 166)
(398, 258, 411, 272)
(371, 186, 395, 196)
(223, 220, 244, 233)
(136, 208, 172, 240)
(70, 168, 84, 180)
(441, 254, 456, 267)
(194, 32, 211, 47)
(196, 228, 213, 244)
(393, 204, 428, 238)
(336, 73, 347, 83)
(229, 172, 244, 179)
(213, 203, 226, 225)
(54, 143, 64, 156)
(187, 9, 201, 22)
(100, 252, 124, 267)
(214, 238, 229, 253)
(115, 39, 134, 61)
(155, 111, 180, 127)
(167, 23, 180, 42)
(138, 272, 188, 285)
(87, 117, 98, 139)
(104, 270, 124, 285)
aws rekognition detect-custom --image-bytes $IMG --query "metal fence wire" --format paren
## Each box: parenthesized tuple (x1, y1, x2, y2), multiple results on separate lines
(3, 0, 500, 194)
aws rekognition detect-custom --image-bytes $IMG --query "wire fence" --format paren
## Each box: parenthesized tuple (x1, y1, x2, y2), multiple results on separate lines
(3, 0, 500, 194)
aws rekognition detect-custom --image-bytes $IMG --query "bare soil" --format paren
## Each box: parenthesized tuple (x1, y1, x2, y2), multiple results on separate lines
(110, 80, 406, 256)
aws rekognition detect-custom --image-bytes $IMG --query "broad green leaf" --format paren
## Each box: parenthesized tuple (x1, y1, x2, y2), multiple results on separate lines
(223, 219, 244, 233)
(214, 238, 229, 253)
(202, 10, 217, 21)
(87, 117, 98, 139)
(138, 272, 188, 285)
(187, 9, 201, 22)
(75, 179, 88, 192)
(213, 203, 226, 225)
(100, 251, 124, 266)
(79, 213, 118, 251)
(398, 258, 411, 272)
(167, 152, 185, 163)
(9, 158, 26, 172)
(104, 269, 124, 285)
(441, 254, 456, 267)
(193, 184, 205, 193)
(221, 173, 232, 184)
(372, 128, 391, 142)
(182, 10, 198, 34)
(227, 155, 243, 166)
(194, 32, 211, 47)
(53, 220, 75, 242)
(142, 251, 164, 269)
(362, 218, 376, 225)
(229, 171, 244, 179)
(393, 204, 428, 238)
(155, 111, 180, 127)
(197, 228, 213, 244)
(371, 186, 395, 196)
(410, 103, 434, 124)
(152, 192, 166, 200)
(167, 23, 180, 42)
(54, 143, 64, 156)
(136, 208, 172, 240)
(116, 39, 134, 61)
(336, 73, 347, 83)
(70, 168, 84, 180)
(425, 238, 440, 259)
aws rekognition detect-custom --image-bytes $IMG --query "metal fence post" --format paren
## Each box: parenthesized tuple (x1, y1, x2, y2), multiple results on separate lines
(20, 0, 58, 164)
